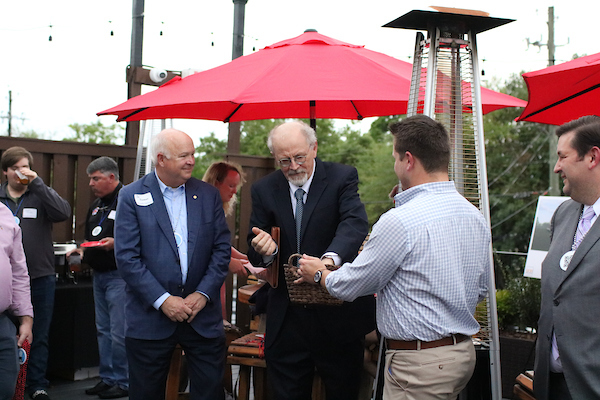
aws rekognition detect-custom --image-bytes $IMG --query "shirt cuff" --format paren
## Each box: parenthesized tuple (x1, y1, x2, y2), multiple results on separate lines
(153, 292, 170, 310)
(198, 291, 210, 302)
(321, 252, 340, 266)
(261, 245, 278, 265)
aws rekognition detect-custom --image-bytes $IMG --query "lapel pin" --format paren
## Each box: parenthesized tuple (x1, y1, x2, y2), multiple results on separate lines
(193, 195, 197, 199)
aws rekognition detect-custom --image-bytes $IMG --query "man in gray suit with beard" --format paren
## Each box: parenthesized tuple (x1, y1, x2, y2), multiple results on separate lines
(535, 115, 600, 400)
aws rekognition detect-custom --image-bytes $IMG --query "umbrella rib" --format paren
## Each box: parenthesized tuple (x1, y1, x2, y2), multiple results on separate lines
(350, 101, 364, 120)
(121, 107, 149, 121)
(224, 104, 243, 123)
(521, 82, 600, 120)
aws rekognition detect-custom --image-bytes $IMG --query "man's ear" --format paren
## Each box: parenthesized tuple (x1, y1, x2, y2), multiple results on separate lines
(589, 147, 600, 169)
(404, 151, 415, 170)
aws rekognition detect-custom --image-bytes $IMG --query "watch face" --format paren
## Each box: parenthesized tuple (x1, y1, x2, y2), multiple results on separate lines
(314, 270, 322, 283)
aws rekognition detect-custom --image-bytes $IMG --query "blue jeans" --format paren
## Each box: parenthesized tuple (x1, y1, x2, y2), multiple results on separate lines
(27, 275, 55, 393)
(93, 270, 128, 389)
(0, 314, 19, 399)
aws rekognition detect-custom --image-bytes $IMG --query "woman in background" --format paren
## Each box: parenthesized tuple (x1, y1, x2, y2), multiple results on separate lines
(203, 161, 249, 319)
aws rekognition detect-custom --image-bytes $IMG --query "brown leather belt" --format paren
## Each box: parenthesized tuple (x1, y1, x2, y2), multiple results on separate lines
(386, 334, 469, 350)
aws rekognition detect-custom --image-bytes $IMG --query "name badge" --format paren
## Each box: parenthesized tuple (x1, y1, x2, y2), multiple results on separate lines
(134, 192, 153, 206)
(22, 208, 37, 219)
(559, 250, 575, 271)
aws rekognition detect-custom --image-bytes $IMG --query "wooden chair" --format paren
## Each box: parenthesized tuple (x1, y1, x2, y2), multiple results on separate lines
(227, 332, 268, 400)
(513, 370, 535, 400)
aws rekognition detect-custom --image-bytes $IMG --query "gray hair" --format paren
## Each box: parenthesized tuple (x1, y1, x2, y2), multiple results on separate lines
(150, 130, 174, 166)
(87, 156, 119, 180)
(267, 120, 317, 153)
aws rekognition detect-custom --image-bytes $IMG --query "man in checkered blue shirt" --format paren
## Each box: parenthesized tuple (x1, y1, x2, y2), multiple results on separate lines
(298, 114, 490, 400)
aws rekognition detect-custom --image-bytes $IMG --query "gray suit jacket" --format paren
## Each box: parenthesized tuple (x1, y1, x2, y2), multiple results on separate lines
(535, 199, 600, 399)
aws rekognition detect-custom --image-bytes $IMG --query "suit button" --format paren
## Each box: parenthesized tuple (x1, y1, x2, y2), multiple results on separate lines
(553, 299, 560, 306)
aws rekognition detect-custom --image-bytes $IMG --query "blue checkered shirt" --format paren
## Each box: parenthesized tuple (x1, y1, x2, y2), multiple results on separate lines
(326, 181, 490, 341)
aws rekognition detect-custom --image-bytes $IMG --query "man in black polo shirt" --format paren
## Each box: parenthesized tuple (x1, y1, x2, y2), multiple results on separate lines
(68, 157, 128, 399)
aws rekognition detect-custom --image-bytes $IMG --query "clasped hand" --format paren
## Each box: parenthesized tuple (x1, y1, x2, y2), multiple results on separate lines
(160, 292, 207, 323)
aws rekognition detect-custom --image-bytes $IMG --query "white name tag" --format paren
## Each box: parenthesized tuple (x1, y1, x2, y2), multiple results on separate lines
(134, 192, 153, 206)
(108, 210, 116, 220)
(22, 208, 37, 219)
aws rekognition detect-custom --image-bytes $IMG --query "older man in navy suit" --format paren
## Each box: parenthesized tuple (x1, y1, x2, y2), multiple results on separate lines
(115, 128, 231, 400)
(248, 120, 375, 400)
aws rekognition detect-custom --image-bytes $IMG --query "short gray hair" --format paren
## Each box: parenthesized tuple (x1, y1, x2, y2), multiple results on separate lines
(150, 130, 173, 166)
(87, 156, 119, 180)
(267, 120, 317, 153)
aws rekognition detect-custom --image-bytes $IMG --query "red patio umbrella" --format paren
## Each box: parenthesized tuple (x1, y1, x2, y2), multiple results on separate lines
(98, 30, 525, 123)
(516, 52, 600, 125)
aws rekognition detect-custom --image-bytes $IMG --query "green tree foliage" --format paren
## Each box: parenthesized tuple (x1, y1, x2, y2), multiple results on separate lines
(13, 129, 40, 139)
(63, 121, 124, 144)
(484, 74, 550, 287)
(193, 132, 228, 178)
(484, 74, 547, 329)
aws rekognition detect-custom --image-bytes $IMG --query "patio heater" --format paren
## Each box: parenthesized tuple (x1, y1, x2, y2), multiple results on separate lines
(384, 8, 514, 400)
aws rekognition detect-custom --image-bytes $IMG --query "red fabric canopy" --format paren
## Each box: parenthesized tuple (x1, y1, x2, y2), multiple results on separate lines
(99, 30, 525, 122)
(517, 52, 600, 125)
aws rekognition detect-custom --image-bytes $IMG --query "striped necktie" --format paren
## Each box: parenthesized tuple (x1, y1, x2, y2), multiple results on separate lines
(295, 188, 305, 253)
(574, 206, 596, 249)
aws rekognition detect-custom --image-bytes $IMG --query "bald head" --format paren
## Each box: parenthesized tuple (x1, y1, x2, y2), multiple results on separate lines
(151, 128, 196, 188)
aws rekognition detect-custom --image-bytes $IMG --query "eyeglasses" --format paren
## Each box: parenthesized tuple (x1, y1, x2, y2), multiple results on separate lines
(277, 155, 307, 168)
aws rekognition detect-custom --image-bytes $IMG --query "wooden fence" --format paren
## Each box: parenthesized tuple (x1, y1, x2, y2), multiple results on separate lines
(0, 136, 275, 333)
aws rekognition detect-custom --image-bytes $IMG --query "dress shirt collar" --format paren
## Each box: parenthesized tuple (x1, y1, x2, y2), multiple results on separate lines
(155, 170, 185, 195)
(394, 181, 456, 208)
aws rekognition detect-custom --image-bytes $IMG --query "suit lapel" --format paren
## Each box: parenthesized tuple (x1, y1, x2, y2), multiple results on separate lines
(302, 160, 326, 239)
(185, 179, 202, 267)
(271, 172, 296, 252)
(562, 208, 600, 282)
(144, 173, 179, 257)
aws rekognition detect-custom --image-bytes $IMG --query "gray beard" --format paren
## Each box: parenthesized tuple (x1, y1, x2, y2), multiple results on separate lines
(287, 171, 308, 186)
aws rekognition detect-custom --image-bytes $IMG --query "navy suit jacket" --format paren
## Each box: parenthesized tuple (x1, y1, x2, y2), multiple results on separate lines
(115, 173, 231, 340)
(535, 199, 600, 399)
(247, 159, 375, 347)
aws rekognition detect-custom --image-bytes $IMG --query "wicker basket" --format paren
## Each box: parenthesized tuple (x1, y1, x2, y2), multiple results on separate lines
(283, 254, 343, 306)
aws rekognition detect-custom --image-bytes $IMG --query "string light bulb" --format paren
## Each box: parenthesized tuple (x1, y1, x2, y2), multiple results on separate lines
(211, 32, 214, 47)
(160, 21, 164, 36)
(48, 24, 53, 42)
(109, 20, 114, 36)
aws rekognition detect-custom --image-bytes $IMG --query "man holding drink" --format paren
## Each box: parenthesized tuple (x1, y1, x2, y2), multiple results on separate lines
(0, 146, 71, 400)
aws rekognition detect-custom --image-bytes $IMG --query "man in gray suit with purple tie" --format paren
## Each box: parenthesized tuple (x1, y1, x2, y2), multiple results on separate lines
(115, 128, 231, 400)
(535, 116, 600, 400)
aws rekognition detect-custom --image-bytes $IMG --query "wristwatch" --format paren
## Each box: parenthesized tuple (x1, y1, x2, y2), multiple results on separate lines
(314, 270, 323, 284)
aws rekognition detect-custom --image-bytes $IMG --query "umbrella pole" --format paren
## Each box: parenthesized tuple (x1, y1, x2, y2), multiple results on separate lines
(310, 100, 317, 132)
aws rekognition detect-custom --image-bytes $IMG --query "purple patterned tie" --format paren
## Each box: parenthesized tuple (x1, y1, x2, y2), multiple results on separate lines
(574, 206, 596, 249)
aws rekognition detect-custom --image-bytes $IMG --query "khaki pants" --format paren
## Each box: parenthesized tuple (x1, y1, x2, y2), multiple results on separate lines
(383, 338, 475, 400)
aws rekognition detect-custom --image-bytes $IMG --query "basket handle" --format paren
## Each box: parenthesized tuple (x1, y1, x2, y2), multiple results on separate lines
(287, 253, 302, 267)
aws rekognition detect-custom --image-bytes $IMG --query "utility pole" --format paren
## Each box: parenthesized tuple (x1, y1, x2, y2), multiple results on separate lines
(125, 0, 144, 147)
(227, 0, 248, 154)
(7, 90, 12, 137)
(547, 6, 560, 196)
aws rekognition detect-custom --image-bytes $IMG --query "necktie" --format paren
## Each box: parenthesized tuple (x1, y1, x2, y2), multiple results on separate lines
(574, 206, 596, 249)
(295, 188, 305, 253)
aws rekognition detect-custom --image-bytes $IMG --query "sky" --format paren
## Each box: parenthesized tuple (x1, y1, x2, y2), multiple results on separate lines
(0, 0, 597, 143)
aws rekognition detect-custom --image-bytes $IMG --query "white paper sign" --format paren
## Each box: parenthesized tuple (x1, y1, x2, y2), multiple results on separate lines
(524, 196, 570, 279)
